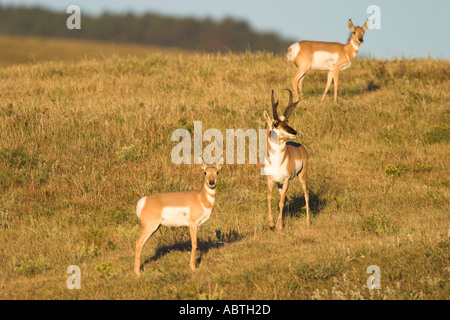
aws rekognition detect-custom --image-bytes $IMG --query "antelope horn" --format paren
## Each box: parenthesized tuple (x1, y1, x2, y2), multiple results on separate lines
(271, 90, 280, 121)
(283, 88, 299, 120)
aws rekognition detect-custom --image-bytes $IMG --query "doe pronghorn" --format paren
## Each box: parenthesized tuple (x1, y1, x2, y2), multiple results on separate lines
(134, 159, 222, 276)
(287, 19, 369, 102)
(262, 89, 310, 230)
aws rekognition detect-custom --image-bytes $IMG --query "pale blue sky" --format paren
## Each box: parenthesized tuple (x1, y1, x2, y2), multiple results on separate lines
(1, 0, 449, 59)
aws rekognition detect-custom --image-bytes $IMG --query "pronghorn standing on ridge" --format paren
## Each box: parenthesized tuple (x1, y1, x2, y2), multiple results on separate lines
(262, 89, 310, 230)
(134, 158, 222, 276)
(287, 19, 369, 102)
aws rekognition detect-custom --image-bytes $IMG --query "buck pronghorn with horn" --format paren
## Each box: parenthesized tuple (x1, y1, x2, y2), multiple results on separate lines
(134, 158, 222, 276)
(287, 19, 369, 102)
(262, 89, 310, 230)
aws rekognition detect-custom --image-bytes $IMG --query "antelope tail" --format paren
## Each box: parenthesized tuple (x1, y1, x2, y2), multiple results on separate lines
(287, 43, 300, 61)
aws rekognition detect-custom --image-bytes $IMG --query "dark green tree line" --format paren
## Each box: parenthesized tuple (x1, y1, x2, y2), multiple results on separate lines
(0, 6, 293, 53)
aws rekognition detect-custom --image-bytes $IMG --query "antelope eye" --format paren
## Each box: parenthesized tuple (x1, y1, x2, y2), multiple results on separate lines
(273, 122, 279, 128)
(216, 171, 219, 175)
(204, 172, 206, 175)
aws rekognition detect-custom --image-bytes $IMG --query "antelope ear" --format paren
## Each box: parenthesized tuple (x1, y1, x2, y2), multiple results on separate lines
(362, 19, 370, 31)
(200, 157, 207, 170)
(263, 110, 272, 124)
(348, 19, 355, 32)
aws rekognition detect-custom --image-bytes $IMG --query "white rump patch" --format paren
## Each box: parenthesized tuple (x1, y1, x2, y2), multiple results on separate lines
(136, 196, 147, 218)
(311, 51, 339, 71)
(161, 206, 191, 227)
(287, 43, 300, 61)
(290, 159, 304, 180)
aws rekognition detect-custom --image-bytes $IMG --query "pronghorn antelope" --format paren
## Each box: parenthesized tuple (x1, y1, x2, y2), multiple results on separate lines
(262, 89, 310, 230)
(134, 159, 222, 276)
(287, 19, 369, 102)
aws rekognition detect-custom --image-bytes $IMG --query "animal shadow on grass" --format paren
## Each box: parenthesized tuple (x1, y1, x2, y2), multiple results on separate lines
(284, 189, 325, 222)
(341, 80, 381, 98)
(142, 228, 242, 269)
(366, 80, 381, 92)
(306, 79, 380, 100)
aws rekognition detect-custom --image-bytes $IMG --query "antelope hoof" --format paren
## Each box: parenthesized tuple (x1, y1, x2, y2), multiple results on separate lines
(134, 269, 141, 277)
(275, 221, 283, 231)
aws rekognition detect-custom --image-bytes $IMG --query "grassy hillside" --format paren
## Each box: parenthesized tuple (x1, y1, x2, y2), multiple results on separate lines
(0, 34, 165, 66)
(0, 36, 448, 299)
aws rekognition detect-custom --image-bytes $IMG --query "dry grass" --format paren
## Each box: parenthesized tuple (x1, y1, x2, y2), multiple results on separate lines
(0, 35, 448, 299)
(0, 34, 173, 66)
